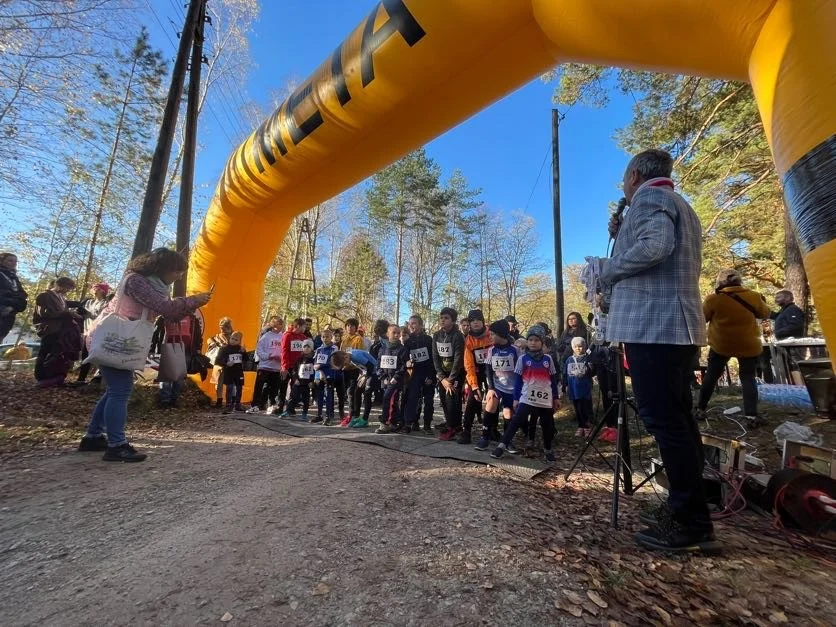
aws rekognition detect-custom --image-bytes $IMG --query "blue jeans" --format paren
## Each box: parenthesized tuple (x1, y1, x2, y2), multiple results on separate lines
(623, 343, 711, 532)
(159, 380, 184, 404)
(85, 366, 134, 447)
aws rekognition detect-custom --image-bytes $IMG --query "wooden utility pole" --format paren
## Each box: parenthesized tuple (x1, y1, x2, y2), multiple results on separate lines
(132, 0, 204, 259)
(174, 0, 208, 297)
(552, 109, 565, 335)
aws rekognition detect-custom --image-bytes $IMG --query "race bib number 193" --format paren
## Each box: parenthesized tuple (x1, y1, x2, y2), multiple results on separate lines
(290, 340, 303, 352)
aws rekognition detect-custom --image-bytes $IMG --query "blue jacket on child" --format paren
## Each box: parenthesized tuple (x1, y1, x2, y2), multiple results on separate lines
(563, 353, 594, 400)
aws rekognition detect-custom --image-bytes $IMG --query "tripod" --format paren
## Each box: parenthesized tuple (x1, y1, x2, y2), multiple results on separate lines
(564, 345, 663, 528)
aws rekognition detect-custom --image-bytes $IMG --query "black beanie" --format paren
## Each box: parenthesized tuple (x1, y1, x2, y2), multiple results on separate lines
(467, 309, 484, 323)
(489, 319, 510, 339)
(439, 306, 458, 322)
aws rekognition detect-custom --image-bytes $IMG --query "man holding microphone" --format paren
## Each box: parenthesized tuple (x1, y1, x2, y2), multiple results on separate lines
(593, 149, 719, 554)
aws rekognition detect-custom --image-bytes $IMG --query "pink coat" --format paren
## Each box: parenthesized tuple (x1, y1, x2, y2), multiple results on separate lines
(87, 273, 201, 347)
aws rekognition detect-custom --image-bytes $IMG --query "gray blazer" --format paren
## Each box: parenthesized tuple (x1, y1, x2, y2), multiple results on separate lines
(599, 183, 706, 346)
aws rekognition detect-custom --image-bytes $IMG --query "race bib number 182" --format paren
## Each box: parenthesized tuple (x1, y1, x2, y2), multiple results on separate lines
(410, 347, 429, 362)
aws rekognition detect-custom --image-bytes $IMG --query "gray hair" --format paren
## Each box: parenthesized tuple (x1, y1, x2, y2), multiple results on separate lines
(627, 149, 674, 181)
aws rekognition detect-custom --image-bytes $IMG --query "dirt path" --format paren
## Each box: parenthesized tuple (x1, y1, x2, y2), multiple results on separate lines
(0, 418, 589, 626)
(1, 414, 834, 626)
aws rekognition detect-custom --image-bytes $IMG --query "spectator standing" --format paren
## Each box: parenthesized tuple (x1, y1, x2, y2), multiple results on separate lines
(0, 253, 28, 341)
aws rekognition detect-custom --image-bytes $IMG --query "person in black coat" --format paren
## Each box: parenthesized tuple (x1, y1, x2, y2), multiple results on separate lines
(770, 290, 805, 339)
(0, 253, 28, 340)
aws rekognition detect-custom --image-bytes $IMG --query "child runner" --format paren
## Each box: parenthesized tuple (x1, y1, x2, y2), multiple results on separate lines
(375, 324, 408, 433)
(340, 318, 366, 424)
(565, 336, 595, 437)
(330, 348, 379, 428)
(248, 317, 283, 414)
(433, 307, 465, 441)
(475, 319, 519, 450)
(312, 328, 339, 425)
(279, 317, 307, 412)
(402, 314, 436, 433)
(215, 331, 246, 414)
(491, 326, 561, 462)
(460, 309, 493, 445)
(283, 338, 315, 420)
(207, 317, 234, 408)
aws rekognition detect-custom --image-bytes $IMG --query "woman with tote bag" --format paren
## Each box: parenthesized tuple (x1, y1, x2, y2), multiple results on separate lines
(79, 248, 212, 462)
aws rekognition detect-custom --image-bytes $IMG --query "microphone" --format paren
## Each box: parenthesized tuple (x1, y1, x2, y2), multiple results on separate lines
(608, 197, 628, 243)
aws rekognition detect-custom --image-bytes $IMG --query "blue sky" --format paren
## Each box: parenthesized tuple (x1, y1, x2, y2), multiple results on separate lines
(147, 0, 636, 278)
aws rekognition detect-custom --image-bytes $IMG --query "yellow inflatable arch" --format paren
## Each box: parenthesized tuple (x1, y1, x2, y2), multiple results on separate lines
(189, 0, 836, 395)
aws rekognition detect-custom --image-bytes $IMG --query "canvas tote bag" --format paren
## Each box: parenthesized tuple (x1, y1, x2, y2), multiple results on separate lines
(158, 333, 187, 382)
(84, 279, 155, 371)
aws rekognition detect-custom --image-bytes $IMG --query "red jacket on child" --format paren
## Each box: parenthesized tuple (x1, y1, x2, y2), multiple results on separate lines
(281, 331, 307, 371)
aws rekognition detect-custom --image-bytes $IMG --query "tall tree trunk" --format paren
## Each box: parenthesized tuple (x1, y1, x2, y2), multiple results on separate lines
(81, 59, 137, 294)
(395, 224, 404, 323)
(784, 207, 810, 333)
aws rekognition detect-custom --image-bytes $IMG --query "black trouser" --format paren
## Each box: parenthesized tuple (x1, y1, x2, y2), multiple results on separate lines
(317, 378, 337, 419)
(252, 369, 281, 409)
(572, 397, 594, 428)
(276, 374, 290, 412)
(380, 383, 403, 425)
(758, 346, 774, 383)
(403, 374, 435, 426)
(462, 386, 485, 434)
(287, 378, 312, 413)
(361, 375, 379, 421)
(596, 362, 616, 427)
(344, 370, 361, 417)
(624, 343, 711, 532)
(225, 380, 243, 406)
(0, 314, 15, 341)
(698, 349, 759, 416)
(34, 333, 61, 382)
(502, 404, 555, 450)
(438, 380, 463, 430)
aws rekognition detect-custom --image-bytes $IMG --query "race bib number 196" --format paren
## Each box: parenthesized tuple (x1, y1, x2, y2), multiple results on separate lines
(290, 340, 304, 352)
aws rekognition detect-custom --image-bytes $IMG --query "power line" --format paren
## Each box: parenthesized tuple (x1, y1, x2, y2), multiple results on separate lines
(523, 141, 552, 214)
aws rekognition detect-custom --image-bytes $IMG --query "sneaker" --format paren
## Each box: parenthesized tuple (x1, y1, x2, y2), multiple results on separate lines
(246, 406, 262, 414)
(598, 427, 618, 443)
(350, 418, 368, 429)
(490, 444, 506, 459)
(339, 415, 352, 427)
(474, 435, 491, 451)
(215, 399, 223, 408)
(299, 413, 309, 422)
(639, 502, 671, 527)
(544, 450, 556, 463)
(438, 428, 458, 441)
(400, 424, 412, 434)
(457, 432, 472, 445)
(223, 407, 233, 415)
(310, 415, 324, 424)
(376, 423, 393, 434)
(635, 523, 721, 554)
(324, 417, 332, 426)
(744, 414, 767, 427)
(525, 438, 535, 449)
(265, 405, 275, 415)
(78, 435, 108, 452)
(505, 443, 519, 455)
(583, 428, 593, 439)
(234, 404, 246, 412)
(422, 424, 433, 434)
(102, 443, 147, 463)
